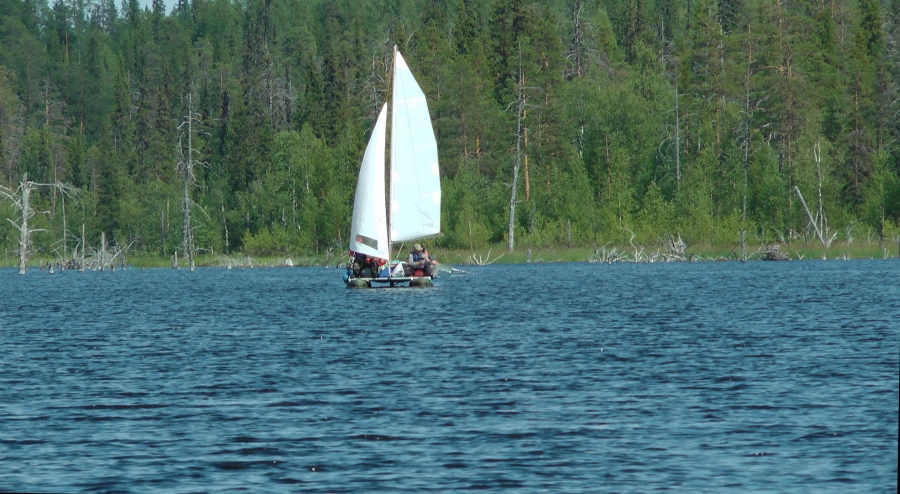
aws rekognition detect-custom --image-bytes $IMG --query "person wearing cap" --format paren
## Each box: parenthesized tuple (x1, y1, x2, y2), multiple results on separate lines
(405, 243, 437, 276)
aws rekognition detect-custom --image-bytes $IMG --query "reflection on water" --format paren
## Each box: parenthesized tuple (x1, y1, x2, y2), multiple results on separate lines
(1, 260, 897, 492)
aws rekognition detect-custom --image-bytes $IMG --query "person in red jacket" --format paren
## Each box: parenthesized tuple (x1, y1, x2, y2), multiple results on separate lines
(349, 251, 383, 277)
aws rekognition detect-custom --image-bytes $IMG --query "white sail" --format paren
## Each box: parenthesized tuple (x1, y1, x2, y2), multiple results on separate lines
(349, 104, 390, 260)
(390, 50, 441, 243)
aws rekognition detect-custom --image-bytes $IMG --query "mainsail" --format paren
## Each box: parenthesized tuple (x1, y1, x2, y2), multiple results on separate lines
(349, 104, 389, 260)
(390, 51, 441, 243)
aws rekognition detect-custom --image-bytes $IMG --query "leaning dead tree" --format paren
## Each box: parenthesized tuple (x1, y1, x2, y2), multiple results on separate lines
(0, 172, 76, 274)
(794, 141, 837, 247)
(177, 92, 207, 271)
(795, 184, 836, 247)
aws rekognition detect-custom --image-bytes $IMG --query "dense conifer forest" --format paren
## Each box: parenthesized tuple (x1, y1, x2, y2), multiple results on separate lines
(1, 0, 898, 262)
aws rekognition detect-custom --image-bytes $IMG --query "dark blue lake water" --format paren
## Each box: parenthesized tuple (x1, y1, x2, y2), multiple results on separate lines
(1, 260, 897, 492)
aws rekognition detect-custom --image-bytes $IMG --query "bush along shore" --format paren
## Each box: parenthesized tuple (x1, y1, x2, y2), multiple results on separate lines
(5, 235, 898, 272)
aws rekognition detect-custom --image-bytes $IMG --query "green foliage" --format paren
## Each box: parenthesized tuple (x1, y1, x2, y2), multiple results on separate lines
(749, 146, 787, 236)
(443, 160, 502, 248)
(861, 151, 900, 236)
(637, 181, 674, 242)
(679, 139, 716, 243)
(242, 226, 290, 257)
(0, 0, 895, 260)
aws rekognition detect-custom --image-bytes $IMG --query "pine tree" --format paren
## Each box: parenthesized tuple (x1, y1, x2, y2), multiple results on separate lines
(844, 27, 876, 208)
(488, 0, 529, 104)
(93, 121, 122, 239)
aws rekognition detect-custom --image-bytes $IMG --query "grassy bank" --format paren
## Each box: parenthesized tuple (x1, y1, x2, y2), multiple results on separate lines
(430, 241, 898, 265)
(3, 240, 898, 270)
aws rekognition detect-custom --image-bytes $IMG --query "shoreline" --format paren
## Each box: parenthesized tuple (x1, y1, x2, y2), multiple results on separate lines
(3, 241, 897, 270)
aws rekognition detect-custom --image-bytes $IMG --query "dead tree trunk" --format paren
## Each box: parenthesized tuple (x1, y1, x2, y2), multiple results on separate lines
(61, 193, 67, 260)
(183, 160, 193, 271)
(0, 173, 75, 275)
(79, 223, 85, 272)
(507, 43, 531, 253)
(100, 231, 108, 271)
(178, 92, 204, 271)
(813, 140, 828, 241)
(662, 28, 681, 196)
(740, 228, 746, 263)
(17, 180, 29, 274)
(794, 186, 830, 247)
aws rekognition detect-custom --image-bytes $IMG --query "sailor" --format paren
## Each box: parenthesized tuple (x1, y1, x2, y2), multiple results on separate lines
(352, 251, 382, 277)
(405, 243, 437, 276)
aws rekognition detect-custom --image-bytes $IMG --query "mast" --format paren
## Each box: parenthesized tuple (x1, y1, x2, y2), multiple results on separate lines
(387, 45, 396, 259)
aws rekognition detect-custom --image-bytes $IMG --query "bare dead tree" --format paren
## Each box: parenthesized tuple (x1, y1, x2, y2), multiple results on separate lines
(659, 19, 682, 194)
(794, 141, 836, 249)
(0, 172, 76, 274)
(367, 48, 388, 118)
(562, 0, 605, 80)
(465, 247, 504, 266)
(507, 42, 538, 253)
(177, 92, 207, 271)
(259, 58, 295, 132)
(794, 185, 837, 249)
(75, 232, 135, 271)
(79, 223, 85, 272)
(740, 229, 746, 262)
(811, 140, 832, 243)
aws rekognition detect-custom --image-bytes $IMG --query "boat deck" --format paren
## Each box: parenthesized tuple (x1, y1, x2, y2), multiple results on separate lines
(346, 276, 435, 288)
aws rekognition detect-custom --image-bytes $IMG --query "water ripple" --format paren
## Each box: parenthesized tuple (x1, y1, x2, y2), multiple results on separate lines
(0, 260, 897, 492)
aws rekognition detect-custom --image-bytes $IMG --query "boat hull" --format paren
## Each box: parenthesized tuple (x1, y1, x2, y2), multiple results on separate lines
(346, 276, 434, 288)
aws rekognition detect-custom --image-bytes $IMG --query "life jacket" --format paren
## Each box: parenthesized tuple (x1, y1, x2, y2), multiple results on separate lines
(411, 250, 428, 263)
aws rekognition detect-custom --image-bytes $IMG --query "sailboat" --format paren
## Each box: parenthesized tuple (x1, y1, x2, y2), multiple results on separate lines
(345, 47, 441, 288)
